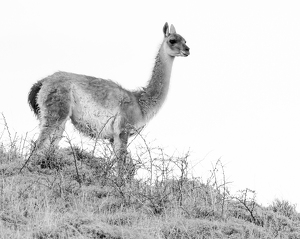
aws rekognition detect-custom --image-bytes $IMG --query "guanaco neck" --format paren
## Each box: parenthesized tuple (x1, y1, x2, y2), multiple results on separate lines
(135, 41, 175, 121)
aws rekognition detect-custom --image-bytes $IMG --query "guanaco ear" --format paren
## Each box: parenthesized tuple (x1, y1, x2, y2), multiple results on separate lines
(170, 24, 176, 34)
(163, 22, 169, 37)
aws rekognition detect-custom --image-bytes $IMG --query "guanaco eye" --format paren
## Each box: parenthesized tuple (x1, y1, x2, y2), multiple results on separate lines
(169, 39, 176, 44)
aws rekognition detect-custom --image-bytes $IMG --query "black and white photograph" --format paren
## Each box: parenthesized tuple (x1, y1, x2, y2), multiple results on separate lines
(1, 1, 300, 238)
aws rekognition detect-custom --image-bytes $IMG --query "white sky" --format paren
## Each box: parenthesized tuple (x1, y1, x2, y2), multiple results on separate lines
(1, 1, 300, 210)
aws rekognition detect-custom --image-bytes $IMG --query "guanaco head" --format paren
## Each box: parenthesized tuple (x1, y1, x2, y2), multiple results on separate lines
(163, 22, 190, 57)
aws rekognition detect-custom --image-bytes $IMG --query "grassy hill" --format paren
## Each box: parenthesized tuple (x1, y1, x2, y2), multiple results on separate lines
(1, 142, 300, 239)
(0, 114, 299, 238)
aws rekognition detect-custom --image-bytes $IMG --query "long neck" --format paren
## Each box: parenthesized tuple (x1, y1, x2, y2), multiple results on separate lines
(136, 43, 175, 121)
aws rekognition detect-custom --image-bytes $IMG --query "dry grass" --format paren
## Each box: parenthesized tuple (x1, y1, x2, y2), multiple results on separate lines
(0, 118, 300, 238)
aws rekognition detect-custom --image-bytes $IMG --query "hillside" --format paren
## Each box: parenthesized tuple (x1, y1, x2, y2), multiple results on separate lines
(1, 138, 300, 239)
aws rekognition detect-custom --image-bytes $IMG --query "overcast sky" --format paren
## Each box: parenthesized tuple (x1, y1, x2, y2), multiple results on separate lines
(1, 1, 300, 210)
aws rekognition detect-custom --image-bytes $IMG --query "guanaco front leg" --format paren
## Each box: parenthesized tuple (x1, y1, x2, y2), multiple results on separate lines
(113, 130, 129, 178)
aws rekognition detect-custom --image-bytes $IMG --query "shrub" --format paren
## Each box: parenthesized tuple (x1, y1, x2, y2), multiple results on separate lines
(270, 199, 298, 220)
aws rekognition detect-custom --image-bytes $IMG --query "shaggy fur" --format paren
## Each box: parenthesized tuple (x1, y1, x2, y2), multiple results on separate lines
(28, 22, 190, 164)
